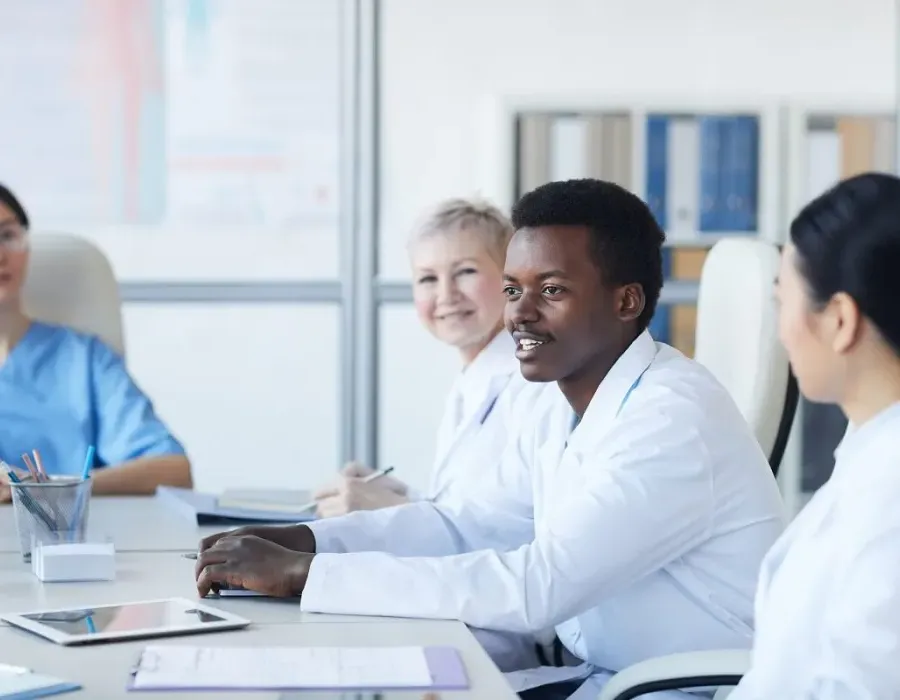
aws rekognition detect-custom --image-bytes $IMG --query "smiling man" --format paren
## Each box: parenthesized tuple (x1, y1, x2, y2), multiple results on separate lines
(194, 179, 786, 699)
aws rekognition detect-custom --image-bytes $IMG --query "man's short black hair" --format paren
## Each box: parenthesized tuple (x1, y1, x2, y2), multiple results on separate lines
(511, 178, 665, 332)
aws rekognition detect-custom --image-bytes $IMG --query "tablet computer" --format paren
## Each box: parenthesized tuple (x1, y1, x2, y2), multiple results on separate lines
(0, 597, 250, 646)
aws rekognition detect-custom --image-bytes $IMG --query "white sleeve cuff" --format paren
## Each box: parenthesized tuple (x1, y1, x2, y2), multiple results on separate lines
(306, 519, 353, 554)
(299, 553, 334, 610)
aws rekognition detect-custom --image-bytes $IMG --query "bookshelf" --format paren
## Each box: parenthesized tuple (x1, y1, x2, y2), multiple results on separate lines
(484, 96, 782, 358)
(779, 101, 896, 513)
(784, 101, 896, 221)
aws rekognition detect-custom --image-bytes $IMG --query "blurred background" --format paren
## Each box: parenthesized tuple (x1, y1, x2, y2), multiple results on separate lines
(1, 0, 894, 511)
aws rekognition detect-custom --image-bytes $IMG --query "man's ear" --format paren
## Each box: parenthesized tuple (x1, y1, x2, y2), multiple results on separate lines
(618, 283, 645, 323)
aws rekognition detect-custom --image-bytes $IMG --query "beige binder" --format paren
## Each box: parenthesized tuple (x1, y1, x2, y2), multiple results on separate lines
(518, 113, 552, 195)
(670, 249, 708, 358)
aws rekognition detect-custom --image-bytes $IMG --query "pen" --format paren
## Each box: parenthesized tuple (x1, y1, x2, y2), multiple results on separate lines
(363, 466, 395, 483)
(31, 449, 47, 482)
(20, 453, 39, 482)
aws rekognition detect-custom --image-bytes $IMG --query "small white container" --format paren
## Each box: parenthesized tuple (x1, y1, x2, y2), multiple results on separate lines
(31, 540, 116, 582)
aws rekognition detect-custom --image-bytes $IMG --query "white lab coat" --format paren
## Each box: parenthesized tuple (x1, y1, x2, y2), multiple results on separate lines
(301, 331, 786, 691)
(729, 402, 900, 700)
(417, 331, 536, 506)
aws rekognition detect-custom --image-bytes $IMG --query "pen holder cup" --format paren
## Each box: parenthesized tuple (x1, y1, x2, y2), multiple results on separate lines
(10, 477, 93, 563)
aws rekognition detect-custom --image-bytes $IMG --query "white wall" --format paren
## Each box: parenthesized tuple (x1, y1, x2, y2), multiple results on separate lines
(377, 0, 896, 487)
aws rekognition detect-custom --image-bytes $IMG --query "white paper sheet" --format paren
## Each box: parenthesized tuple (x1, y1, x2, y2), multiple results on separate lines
(131, 645, 433, 690)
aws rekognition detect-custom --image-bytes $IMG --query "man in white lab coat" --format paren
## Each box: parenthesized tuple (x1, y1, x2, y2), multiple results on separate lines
(195, 179, 786, 698)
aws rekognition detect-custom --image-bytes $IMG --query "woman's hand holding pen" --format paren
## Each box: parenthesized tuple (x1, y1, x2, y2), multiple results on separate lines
(313, 462, 410, 518)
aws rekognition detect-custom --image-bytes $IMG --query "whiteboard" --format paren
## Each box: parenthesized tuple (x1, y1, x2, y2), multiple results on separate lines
(0, 0, 344, 280)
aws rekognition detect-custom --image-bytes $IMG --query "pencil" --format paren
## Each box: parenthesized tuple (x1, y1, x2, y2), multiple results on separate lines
(20, 454, 39, 483)
(31, 450, 47, 482)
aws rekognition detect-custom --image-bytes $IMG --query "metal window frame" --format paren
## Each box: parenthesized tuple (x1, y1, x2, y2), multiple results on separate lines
(119, 0, 380, 469)
(374, 280, 700, 306)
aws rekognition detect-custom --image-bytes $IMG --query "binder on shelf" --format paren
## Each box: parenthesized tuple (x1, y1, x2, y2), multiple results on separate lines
(588, 114, 633, 188)
(517, 113, 552, 196)
(698, 116, 723, 232)
(730, 116, 760, 232)
(805, 126, 841, 201)
(648, 249, 673, 345)
(837, 117, 877, 177)
(665, 116, 701, 240)
(549, 115, 589, 181)
(645, 115, 669, 229)
(670, 249, 707, 358)
(872, 116, 896, 173)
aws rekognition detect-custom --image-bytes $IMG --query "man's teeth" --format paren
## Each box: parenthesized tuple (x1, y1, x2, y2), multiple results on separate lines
(519, 339, 545, 350)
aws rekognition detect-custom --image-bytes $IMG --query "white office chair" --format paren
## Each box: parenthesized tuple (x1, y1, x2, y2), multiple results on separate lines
(596, 240, 799, 700)
(693, 238, 798, 473)
(21, 233, 125, 357)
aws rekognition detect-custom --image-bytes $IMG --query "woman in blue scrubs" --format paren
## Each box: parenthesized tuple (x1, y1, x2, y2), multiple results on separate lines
(0, 184, 192, 501)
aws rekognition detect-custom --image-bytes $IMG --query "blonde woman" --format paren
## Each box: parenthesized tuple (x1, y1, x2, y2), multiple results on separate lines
(314, 197, 543, 517)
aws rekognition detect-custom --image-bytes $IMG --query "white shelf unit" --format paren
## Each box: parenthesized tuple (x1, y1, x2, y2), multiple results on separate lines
(478, 96, 782, 357)
(778, 101, 896, 516)
(479, 95, 783, 245)
(783, 100, 896, 223)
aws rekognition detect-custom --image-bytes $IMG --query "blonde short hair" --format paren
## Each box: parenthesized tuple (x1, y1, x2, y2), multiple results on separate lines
(408, 197, 514, 264)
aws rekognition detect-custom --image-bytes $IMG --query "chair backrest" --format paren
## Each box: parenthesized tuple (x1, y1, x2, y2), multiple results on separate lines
(21, 233, 125, 356)
(693, 239, 797, 474)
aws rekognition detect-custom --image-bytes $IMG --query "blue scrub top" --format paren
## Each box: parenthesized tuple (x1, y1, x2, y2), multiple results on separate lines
(0, 321, 186, 476)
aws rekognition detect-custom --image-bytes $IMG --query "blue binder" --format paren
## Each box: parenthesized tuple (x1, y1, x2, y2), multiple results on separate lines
(711, 116, 760, 232)
(698, 116, 723, 232)
(645, 115, 669, 229)
(648, 249, 673, 344)
(731, 116, 760, 231)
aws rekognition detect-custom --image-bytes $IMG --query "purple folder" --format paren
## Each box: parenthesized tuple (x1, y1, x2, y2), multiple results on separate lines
(127, 646, 470, 692)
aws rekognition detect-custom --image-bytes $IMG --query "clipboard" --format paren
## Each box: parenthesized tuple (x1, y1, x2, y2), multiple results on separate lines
(127, 645, 470, 691)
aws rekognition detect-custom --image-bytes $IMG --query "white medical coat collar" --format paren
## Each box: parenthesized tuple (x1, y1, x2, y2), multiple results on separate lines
(458, 330, 517, 393)
(832, 401, 900, 484)
(567, 330, 657, 451)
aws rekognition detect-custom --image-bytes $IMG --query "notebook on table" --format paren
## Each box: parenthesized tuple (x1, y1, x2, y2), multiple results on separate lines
(0, 664, 80, 699)
(128, 645, 469, 692)
(155, 486, 317, 525)
(216, 489, 312, 512)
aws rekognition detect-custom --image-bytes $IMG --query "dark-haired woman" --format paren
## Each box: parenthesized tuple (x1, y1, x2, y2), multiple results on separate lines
(0, 183, 192, 500)
(729, 172, 900, 698)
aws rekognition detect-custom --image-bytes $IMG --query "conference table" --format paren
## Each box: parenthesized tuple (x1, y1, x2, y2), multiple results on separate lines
(0, 496, 519, 699)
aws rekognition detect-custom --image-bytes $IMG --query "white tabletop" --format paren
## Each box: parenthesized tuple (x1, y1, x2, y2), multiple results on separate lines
(0, 553, 393, 626)
(0, 498, 517, 699)
(0, 621, 518, 699)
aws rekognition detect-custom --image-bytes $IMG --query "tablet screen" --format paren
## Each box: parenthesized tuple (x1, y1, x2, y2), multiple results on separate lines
(20, 600, 229, 637)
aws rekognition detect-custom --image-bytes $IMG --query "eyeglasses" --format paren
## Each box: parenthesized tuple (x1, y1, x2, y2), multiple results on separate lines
(0, 223, 28, 252)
